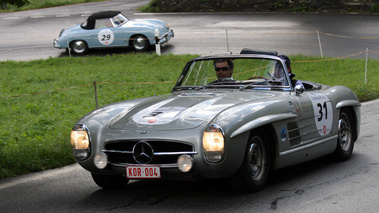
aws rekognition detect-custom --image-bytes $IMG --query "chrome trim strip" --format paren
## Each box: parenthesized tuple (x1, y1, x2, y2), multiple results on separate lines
(154, 151, 198, 155)
(279, 135, 338, 157)
(101, 150, 198, 156)
(102, 149, 133, 154)
(288, 134, 301, 140)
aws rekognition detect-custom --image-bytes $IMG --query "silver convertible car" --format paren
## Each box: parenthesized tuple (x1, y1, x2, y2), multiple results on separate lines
(70, 49, 360, 192)
(53, 11, 174, 55)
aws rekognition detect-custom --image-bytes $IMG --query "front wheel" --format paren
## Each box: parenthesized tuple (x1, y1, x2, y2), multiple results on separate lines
(333, 109, 354, 161)
(91, 173, 129, 189)
(229, 131, 270, 192)
(130, 35, 149, 52)
(70, 40, 88, 55)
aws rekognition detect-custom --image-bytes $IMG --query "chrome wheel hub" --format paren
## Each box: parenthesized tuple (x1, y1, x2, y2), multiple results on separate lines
(338, 114, 351, 151)
(72, 41, 86, 53)
(247, 137, 266, 181)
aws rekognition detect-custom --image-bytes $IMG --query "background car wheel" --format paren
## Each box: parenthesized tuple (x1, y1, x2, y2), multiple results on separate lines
(91, 173, 129, 189)
(130, 35, 149, 52)
(333, 109, 354, 161)
(229, 130, 270, 192)
(70, 40, 88, 55)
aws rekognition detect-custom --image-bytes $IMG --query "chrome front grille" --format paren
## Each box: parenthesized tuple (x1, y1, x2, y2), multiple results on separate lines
(102, 140, 196, 166)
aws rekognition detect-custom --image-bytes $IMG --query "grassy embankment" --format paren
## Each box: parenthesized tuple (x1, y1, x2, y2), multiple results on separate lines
(0, 53, 378, 179)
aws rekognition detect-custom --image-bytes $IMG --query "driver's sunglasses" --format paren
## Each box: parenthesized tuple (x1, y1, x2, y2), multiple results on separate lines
(215, 67, 229, 72)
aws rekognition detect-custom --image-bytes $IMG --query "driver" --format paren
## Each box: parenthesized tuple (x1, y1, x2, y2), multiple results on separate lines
(213, 59, 234, 82)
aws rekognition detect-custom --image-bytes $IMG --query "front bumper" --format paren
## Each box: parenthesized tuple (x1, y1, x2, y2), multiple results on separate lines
(159, 29, 174, 44)
(53, 29, 67, 49)
(53, 38, 62, 49)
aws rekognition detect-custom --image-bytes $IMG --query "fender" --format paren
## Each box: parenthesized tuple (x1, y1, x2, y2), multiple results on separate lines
(336, 99, 361, 109)
(335, 99, 361, 140)
(230, 113, 297, 138)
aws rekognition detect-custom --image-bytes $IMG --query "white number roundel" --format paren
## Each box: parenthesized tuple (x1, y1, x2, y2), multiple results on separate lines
(308, 93, 333, 136)
(98, 29, 114, 45)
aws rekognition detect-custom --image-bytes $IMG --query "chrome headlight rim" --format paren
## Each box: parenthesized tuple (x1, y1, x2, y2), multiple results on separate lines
(71, 123, 91, 161)
(202, 124, 225, 163)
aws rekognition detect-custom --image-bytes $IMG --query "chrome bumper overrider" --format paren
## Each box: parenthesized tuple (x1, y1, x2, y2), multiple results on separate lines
(159, 29, 174, 44)
(53, 38, 61, 48)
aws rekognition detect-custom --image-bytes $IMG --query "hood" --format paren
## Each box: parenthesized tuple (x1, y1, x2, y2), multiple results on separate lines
(123, 19, 168, 32)
(61, 24, 83, 37)
(110, 91, 274, 131)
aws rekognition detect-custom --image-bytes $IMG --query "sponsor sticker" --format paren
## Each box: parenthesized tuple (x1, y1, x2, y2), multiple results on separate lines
(280, 127, 287, 142)
(133, 106, 186, 125)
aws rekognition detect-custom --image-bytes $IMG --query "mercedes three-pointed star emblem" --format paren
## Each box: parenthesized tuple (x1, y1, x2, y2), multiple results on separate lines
(132, 142, 154, 164)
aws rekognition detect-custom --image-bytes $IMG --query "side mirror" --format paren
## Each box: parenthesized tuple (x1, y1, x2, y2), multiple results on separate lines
(295, 84, 305, 95)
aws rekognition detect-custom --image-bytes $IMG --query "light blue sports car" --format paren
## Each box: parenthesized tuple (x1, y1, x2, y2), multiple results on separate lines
(53, 11, 174, 55)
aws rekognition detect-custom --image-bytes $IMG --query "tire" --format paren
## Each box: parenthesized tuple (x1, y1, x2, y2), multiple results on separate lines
(333, 109, 354, 161)
(130, 35, 149, 52)
(229, 131, 270, 192)
(91, 173, 129, 189)
(70, 40, 88, 55)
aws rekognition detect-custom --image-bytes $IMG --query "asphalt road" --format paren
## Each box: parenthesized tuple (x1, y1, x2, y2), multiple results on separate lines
(1, 1, 379, 212)
(1, 0, 379, 60)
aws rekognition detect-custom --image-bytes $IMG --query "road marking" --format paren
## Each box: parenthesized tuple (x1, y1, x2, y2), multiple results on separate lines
(31, 15, 46, 19)
(2, 14, 75, 20)
(56, 14, 71, 18)
(3, 17, 19, 19)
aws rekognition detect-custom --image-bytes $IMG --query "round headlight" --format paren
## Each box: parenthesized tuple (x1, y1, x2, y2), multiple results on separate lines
(203, 125, 225, 163)
(177, 155, 193, 173)
(94, 153, 108, 169)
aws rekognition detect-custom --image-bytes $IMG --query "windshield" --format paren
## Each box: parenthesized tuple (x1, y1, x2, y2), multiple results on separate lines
(178, 57, 290, 89)
(110, 14, 128, 27)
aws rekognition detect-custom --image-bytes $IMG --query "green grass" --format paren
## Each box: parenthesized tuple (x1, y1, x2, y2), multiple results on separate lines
(0, 53, 378, 179)
(292, 55, 379, 102)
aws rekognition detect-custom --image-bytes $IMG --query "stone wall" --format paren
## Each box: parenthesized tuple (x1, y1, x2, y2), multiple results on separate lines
(152, 0, 379, 12)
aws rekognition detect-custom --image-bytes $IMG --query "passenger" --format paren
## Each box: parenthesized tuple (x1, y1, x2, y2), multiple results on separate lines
(278, 55, 304, 88)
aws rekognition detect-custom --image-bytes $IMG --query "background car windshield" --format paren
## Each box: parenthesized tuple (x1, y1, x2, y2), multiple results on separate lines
(110, 14, 128, 27)
(181, 58, 288, 87)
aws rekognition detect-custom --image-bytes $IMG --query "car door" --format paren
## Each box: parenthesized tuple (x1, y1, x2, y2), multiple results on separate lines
(289, 90, 334, 145)
(89, 18, 125, 48)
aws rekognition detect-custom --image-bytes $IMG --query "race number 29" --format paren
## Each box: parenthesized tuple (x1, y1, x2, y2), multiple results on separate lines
(98, 29, 114, 45)
(308, 93, 333, 136)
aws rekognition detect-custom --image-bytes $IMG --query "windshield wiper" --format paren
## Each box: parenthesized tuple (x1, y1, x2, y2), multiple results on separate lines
(239, 83, 256, 91)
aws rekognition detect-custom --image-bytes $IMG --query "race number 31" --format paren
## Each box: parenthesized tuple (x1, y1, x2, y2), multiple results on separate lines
(308, 93, 333, 136)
